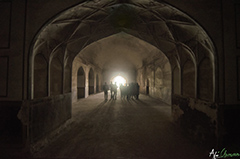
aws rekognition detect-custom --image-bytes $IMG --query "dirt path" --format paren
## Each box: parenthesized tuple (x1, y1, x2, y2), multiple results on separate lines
(33, 93, 209, 159)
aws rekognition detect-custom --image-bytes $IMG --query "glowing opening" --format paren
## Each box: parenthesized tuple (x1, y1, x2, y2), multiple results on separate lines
(112, 76, 127, 88)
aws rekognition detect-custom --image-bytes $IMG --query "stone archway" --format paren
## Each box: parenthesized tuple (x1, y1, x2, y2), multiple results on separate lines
(88, 68, 94, 95)
(77, 67, 85, 99)
(29, 0, 217, 144)
(30, 0, 216, 101)
(96, 74, 99, 93)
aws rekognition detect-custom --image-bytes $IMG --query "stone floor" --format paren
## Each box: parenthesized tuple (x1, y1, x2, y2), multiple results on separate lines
(28, 92, 210, 159)
(0, 92, 212, 159)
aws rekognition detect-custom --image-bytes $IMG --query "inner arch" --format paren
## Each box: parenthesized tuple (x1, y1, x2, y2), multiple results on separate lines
(111, 75, 127, 88)
(72, 32, 171, 104)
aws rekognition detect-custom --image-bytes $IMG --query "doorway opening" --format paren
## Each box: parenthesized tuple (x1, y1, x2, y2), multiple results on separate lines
(111, 75, 127, 88)
(89, 68, 94, 95)
(77, 67, 85, 99)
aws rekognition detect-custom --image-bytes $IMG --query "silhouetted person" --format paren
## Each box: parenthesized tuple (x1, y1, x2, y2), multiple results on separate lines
(113, 82, 117, 100)
(110, 82, 114, 99)
(120, 84, 123, 99)
(126, 83, 130, 100)
(120, 83, 127, 99)
(129, 83, 134, 99)
(123, 84, 127, 99)
(135, 83, 140, 99)
(103, 82, 109, 100)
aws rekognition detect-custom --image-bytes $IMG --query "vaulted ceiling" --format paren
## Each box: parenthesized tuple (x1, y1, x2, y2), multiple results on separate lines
(32, 0, 215, 71)
(76, 32, 163, 71)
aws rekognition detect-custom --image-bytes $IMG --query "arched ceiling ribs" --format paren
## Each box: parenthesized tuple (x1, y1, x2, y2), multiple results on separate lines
(177, 43, 197, 68)
(33, 39, 46, 57)
(49, 43, 65, 62)
(31, 0, 216, 73)
(196, 42, 215, 64)
(180, 42, 196, 60)
(169, 55, 181, 71)
(63, 46, 72, 67)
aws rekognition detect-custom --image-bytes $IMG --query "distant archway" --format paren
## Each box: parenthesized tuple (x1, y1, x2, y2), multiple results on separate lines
(111, 75, 127, 88)
(96, 74, 99, 93)
(89, 68, 94, 95)
(77, 67, 85, 99)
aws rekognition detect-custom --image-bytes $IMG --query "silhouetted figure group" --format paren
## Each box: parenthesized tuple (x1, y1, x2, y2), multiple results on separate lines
(103, 82, 109, 100)
(120, 82, 139, 100)
(102, 82, 140, 101)
(110, 82, 118, 100)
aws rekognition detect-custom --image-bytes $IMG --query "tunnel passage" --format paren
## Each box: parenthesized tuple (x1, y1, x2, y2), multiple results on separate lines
(72, 32, 171, 104)
(28, 0, 217, 146)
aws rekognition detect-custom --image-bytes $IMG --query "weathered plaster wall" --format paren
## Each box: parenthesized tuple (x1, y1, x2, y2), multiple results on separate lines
(0, 0, 26, 100)
(89, 68, 95, 95)
(172, 95, 217, 146)
(137, 55, 172, 105)
(164, 0, 223, 103)
(72, 56, 102, 103)
(72, 57, 88, 102)
(28, 93, 72, 142)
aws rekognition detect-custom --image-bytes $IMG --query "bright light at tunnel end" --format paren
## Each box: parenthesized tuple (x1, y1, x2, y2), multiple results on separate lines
(112, 75, 127, 88)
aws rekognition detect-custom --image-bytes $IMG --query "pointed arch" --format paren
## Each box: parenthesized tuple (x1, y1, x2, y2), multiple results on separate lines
(182, 60, 196, 98)
(34, 54, 48, 98)
(50, 53, 63, 96)
(88, 68, 94, 95)
(198, 58, 214, 101)
(77, 66, 85, 99)
(96, 74, 99, 93)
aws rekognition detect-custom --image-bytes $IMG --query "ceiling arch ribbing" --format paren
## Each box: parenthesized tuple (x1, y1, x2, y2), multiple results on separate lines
(31, 0, 215, 68)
